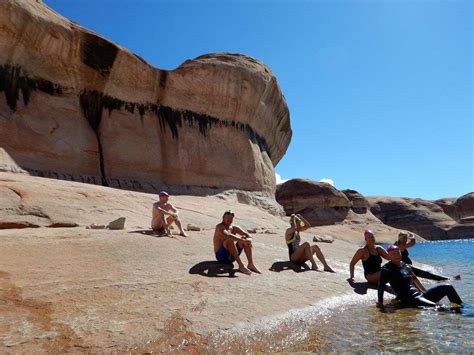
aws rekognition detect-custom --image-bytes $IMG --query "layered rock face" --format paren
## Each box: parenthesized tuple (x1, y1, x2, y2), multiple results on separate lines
(276, 179, 351, 226)
(455, 192, 474, 221)
(0, 0, 291, 210)
(276, 177, 473, 239)
(368, 197, 459, 240)
(433, 197, 459, 220)
(341, 189, 369, 214)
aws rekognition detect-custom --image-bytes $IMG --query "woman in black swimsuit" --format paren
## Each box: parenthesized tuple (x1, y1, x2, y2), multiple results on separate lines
(349, 230, 389, 284)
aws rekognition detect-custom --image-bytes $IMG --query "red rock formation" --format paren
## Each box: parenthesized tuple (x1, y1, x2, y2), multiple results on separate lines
(276, 178, 351, 226)
(341, 189, 369, 214)
(368, 196, 457, 240)
(0, 0, 291, 213)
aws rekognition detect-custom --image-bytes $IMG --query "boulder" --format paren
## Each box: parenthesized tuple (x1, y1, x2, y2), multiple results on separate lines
(433, 197, 459, 221)
(0, 0, 291, 213)
(445, 223, 474, 239)
(454, 192, 474, 220)
(368, 196, 457, 240)
(341, 189, 369, 214)
(275, 179, 350, 226)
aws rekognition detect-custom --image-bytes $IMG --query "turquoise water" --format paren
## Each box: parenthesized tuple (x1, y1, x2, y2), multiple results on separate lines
(292, 239, 474, 352)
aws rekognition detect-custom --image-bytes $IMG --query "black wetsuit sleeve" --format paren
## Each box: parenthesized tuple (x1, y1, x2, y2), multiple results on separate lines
(378, 266, 390, 304)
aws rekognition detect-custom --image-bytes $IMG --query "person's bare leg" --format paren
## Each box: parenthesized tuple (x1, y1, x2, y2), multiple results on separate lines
(165, 216, 176, 236)
(224, 239, 251, 275)
(174, 218, 188, 237)
(153, 212, 171, 237)
(292, 242, 318, 270)
(238, 240, 261, 274)
(311, 245, 335, 272)
(365, 271, 380, 284)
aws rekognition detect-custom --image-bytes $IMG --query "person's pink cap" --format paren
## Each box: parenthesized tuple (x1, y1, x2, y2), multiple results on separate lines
(159, 191, 169, 197)
(387, 244, 399, 252)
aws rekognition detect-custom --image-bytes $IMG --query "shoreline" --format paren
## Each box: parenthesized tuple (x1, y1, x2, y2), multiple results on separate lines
(0, 225, 397, 353)
(0, 172, 432, 353)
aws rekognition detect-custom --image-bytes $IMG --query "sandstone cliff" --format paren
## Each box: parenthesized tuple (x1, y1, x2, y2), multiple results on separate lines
(0, 0, 291, 212)
(276, 178, 473, 240)
(276, 179, 351, 226)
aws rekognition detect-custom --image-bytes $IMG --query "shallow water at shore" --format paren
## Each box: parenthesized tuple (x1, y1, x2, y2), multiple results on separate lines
(290, 239, 474, 352)
(204, 239, 473, 353)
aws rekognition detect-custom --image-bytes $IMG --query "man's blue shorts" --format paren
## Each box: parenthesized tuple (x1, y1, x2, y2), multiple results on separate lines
(215, 242, 243, 264)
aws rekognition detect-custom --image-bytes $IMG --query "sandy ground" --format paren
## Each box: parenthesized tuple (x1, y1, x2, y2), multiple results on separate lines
(0, 225, 403, 353)
(0, 173, 409, 353)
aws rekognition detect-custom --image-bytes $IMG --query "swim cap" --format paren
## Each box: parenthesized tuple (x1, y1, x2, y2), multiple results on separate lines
(223, 210, 235, 217)
(159, 191, 169, 197)
(387, 244, 399, 252)
(398, 231, 409, 239)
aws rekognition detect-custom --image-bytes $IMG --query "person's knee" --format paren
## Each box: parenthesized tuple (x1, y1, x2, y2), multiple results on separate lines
(238, 240, 252, 249)
(223, 239, 234, 249)
(312, 244, 321, 252)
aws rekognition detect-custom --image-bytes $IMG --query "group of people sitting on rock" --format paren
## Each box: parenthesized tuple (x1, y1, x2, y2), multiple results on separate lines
(151, 191, 335, 275)
(350, 229, 464, 309)
(151, 191, 465, 310)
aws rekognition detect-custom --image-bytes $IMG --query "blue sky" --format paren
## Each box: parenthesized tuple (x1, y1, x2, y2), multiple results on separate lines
(45, 0, 472, 199)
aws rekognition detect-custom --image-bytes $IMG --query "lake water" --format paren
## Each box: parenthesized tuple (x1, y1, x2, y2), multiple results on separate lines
(289, 238, 474, 352)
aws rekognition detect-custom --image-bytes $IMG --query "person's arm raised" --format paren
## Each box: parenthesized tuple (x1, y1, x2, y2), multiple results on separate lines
(406, 233, 416, 248)
(296, 214, 311, 232)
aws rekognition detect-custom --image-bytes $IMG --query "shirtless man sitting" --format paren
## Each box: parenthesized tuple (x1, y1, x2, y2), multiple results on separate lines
(151, 191, 188, 237)
(213, 210, 261, 275)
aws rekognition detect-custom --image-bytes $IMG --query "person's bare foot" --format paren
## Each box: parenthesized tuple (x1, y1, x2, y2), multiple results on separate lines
(179, 231, 188, 238)
(311, 264, 319, 271)
(239, 265, 252, 275)
(248, 264, 261, 274)
(324, 266, 335, 273)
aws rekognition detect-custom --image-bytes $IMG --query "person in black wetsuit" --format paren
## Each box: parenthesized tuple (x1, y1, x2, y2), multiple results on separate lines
(395, 231, 452, 281)
(377, 245, 463, 309)
(349, 230, 389, 284)
(284, 214, 335, 272)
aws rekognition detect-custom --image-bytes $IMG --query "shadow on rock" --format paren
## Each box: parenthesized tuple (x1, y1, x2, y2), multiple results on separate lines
(269, 261, 310, 273)
(346, 279, 377, 295)
(347, 278, 395, 296)
(189, 261, 237, 278)
(128, 229, 169, 238)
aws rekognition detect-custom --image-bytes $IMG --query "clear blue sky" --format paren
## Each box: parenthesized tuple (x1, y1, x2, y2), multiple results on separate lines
(45, 0, 473, 199)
